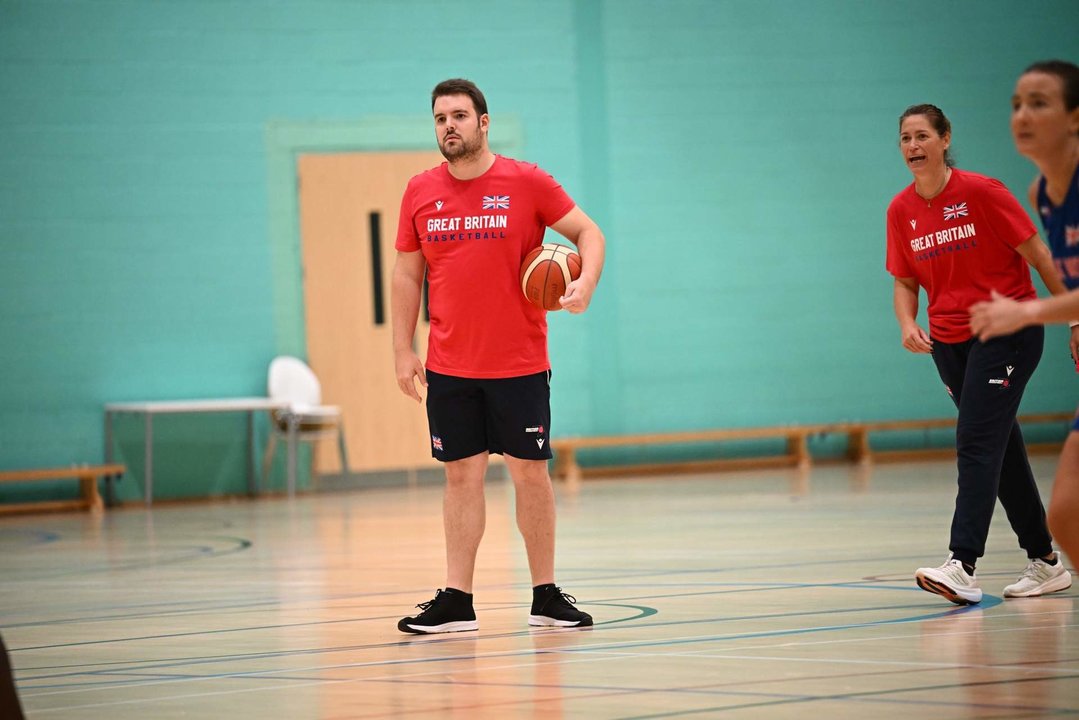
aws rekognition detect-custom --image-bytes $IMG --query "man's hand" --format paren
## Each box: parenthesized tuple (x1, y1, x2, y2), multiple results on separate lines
(559, 276, 596, 314)
(395, 349, 427, 402)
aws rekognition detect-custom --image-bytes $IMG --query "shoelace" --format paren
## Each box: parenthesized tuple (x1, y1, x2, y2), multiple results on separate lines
(1018, 559, 1044, 580)
(416, 589, 447, 611)
(942, 561, 972, 582)
(549, 589, 577, 605)
(535, 588, 579, 610)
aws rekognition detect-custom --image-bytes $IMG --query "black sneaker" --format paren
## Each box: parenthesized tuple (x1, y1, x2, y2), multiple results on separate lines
(529, 585, 593, 628)
(398, 588, 479, 634)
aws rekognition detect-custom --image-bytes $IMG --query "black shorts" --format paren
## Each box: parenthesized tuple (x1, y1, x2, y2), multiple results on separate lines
(425, 369, 552, 462)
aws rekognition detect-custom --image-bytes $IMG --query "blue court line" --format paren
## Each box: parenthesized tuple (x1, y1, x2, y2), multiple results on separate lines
(366, 672, 1079, 716)
(2, 551, 1029, 626)
(23, 669, 342, 690)
(2, 574, 627, 628)
(2, 588, 866, 658)
(1, 579, 601, 627)
(7, 577, 1025, 695)
(552, 549, 1072, 584)
(0, 542, 972, 587)
(0, 528, 61, 546)
(559, 602, 1003, 656)
(21, 643, 596, 691)
(560, 614, 1002, 655)
(618, 672, 1079, 718)
(592, 598, 990, 633)
(13, 582, 995, 665)
(17, 607, 625, 679)
(0, 589, 361, 629)
(0, 577, 926, 632)
(590, 580, 922, 606)
(12, 612, 396, 655)
(16, 592, 997, 689)
(0, 599, 287, 630)
(20, 618, 1060, 703)
(3, 534, 254, 582)
(10, 593, 659, 655)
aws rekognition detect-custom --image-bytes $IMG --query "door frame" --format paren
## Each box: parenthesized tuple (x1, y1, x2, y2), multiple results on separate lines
(265, 115, 524, 357)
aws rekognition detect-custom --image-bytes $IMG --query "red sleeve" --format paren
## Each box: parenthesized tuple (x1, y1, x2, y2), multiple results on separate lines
(979, 178, 1037, 248)
(530, 165, 576, 226)
(395, 179, 420, 252)
(885, 201, 913, 278)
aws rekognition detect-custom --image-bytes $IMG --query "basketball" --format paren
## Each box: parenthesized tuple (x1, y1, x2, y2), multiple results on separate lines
(520, 243, 582, 311)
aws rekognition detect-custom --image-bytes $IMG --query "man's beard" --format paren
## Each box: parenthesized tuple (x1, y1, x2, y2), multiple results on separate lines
(439, 133, 482, 162)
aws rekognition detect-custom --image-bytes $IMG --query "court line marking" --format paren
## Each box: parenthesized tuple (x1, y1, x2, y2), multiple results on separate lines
(18, 586, 1034, 681)
(18, 599, 1079, 715)
(6, 580, 978, 653)
(8, 529, 1074, 713)
(18, 596, 1018, 697)
(617, 672, 1079, 719)
(25, 655, 1079, 717)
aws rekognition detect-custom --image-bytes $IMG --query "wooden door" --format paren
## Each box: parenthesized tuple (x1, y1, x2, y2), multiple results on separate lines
(298, 151, 443, 473)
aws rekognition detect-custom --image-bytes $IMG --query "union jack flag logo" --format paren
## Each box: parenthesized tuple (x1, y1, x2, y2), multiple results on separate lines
(482, 195, 510, 209)
(431, 435, 443, 451)
(943, 202, 968, 221)
(1066, 224, 1079, 248)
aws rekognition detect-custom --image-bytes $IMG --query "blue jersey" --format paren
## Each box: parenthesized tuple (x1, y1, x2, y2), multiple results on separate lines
(1036, 166, 1079, 290)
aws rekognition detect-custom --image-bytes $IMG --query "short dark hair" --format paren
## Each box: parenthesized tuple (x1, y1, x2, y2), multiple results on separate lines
(899, 103, 955, 168)
(1022, 59, 1079, 111)
(431, 78, 488, 117)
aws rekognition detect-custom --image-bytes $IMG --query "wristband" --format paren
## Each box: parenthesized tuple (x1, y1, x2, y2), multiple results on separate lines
(1071, 321, 1079, 329)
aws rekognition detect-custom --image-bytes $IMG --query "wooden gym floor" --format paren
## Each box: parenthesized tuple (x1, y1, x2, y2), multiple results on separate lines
(2, 456, 1077, 719)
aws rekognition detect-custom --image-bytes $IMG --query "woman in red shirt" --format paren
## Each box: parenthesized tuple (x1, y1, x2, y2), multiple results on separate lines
(886, 103, 1072, 604)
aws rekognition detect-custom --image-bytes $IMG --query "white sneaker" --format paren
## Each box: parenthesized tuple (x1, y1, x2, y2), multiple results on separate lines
(915, 556, 983, 605)
(1003, 555, 1073, 598)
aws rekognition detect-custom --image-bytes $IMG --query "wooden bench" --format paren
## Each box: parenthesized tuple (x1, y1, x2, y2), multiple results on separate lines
(0, 464, 125, 515)
(550, 412, 1073, 482)
(551, 424, 839, 483)
(845, 411, 1073, 464)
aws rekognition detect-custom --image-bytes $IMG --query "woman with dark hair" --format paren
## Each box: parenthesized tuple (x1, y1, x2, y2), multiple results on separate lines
(971, 59, 1079, 573)
(885, 103, 1072, 605)
(1012, 60, 1079, 307)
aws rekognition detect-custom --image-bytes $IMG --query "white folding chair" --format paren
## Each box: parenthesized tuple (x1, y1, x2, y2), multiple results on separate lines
(261, 356, 348, 496)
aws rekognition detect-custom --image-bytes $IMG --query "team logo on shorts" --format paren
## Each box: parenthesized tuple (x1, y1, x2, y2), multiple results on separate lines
(525, 426, 545, 449)
(431, 435, 443, 451)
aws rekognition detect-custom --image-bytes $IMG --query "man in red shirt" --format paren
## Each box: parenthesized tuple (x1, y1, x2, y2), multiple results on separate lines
(392, 79, 605, 633)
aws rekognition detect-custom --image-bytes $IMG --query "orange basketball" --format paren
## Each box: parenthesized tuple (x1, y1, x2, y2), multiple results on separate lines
(520, 243, 582, 311)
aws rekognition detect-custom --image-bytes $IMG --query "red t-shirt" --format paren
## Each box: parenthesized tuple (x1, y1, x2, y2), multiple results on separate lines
(885, 168, 1037, 342)
(396, 155, 576, 378)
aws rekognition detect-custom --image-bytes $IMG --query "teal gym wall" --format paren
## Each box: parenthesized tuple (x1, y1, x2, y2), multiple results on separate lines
(2, 1, 1077, 501)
